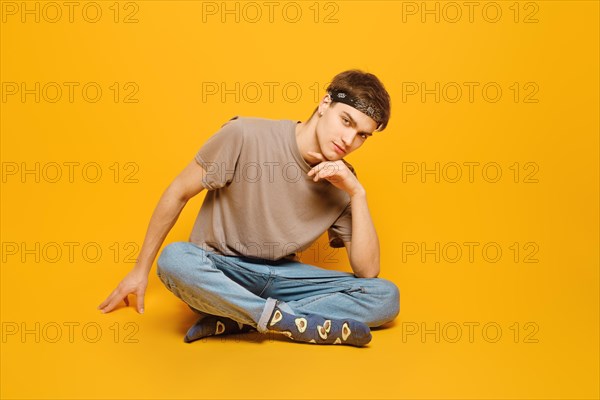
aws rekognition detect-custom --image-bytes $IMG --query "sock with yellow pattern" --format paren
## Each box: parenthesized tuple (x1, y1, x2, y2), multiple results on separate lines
(266, 302, 371, 347)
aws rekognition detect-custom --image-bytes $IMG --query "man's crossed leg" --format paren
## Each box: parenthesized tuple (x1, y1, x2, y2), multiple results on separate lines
(156, 242, 399, 347)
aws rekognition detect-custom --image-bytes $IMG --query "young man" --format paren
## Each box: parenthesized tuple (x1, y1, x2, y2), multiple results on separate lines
(98, 69, 400, 347)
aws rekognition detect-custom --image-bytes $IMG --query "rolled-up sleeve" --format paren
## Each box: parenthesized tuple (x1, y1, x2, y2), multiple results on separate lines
(195, 116, 244, 190)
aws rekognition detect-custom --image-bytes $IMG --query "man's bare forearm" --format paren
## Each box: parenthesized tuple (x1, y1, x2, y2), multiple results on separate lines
(134, 186, 189, 275)
(348, 188, 380, 278)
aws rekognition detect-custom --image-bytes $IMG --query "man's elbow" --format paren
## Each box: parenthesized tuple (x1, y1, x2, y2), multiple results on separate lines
(355, 272, 379, 279)
(352, 264, 380, 279)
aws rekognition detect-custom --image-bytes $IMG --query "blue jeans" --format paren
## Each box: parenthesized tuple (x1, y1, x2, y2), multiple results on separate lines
(156, 241, 400, 333)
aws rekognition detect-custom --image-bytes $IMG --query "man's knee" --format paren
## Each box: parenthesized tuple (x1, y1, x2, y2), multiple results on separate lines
(387, 280, 401, 320)
(156, 241, 199, 280)
(370, 278, 400, 325)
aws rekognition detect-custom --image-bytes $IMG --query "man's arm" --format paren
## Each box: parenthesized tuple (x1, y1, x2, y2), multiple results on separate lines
(98, 159, 207, 313)
(305, 150, 380, 279)
(344, 189, 380, 279)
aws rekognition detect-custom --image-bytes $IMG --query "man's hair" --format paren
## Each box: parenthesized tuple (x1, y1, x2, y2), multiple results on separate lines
(312, 69, 391, 131)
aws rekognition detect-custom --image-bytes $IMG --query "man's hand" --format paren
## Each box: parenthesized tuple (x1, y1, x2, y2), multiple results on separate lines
(306, 151, 364, 196)
(98, 268, 148, 314)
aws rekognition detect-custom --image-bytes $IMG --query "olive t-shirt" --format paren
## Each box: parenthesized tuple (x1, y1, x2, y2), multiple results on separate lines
(189, 115, 354, 261)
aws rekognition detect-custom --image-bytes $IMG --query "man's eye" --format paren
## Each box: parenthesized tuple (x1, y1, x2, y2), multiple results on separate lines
(360, 133, 368, 139)
(342, 118, 350, 125)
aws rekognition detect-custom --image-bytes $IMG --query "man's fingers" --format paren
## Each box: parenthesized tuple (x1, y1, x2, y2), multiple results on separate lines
(98, 289, 117, 309)
(97, 298, 108, 309)
(99, 300, 114, 313)
(99, 293, 118, 313)
(98, 288, 126, 313)
(101, 294, 126, 314)
(136, 289, 146, 314)
(307, 152, 326, 179)
(311, 167, 327, 182)
(311, 163, 337, 181)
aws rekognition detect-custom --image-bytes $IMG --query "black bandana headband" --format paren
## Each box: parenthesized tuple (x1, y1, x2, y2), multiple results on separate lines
(328, 89, 383, 130)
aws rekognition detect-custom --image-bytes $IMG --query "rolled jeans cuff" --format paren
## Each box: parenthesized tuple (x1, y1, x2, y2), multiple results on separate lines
(257, 297, 278, 333)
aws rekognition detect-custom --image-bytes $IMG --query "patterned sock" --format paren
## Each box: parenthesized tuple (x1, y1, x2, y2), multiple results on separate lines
(266, 303, 372, 347)
(184, 316, 255, 343)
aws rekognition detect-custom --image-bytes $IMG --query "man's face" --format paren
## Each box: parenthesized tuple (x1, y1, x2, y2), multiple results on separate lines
(316, 95, 379, 161)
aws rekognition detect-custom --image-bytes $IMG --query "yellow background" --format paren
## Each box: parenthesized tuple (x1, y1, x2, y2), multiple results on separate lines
(1, 1, 598, 399)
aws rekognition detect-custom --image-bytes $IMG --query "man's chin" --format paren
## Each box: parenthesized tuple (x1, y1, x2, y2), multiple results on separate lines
(327, 152, 344, 161)
(318, 143, 342, 162)
(317, 147, 332, 161)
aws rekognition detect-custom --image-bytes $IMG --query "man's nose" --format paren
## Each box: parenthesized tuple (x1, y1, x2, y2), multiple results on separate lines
(341, 129, 356, 147)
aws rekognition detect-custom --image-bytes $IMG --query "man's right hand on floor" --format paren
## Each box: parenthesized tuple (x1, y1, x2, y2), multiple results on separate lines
(98, 268, 148, 314)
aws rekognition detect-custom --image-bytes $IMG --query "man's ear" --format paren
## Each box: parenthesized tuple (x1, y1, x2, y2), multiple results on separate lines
(319, 94, 333, 114)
